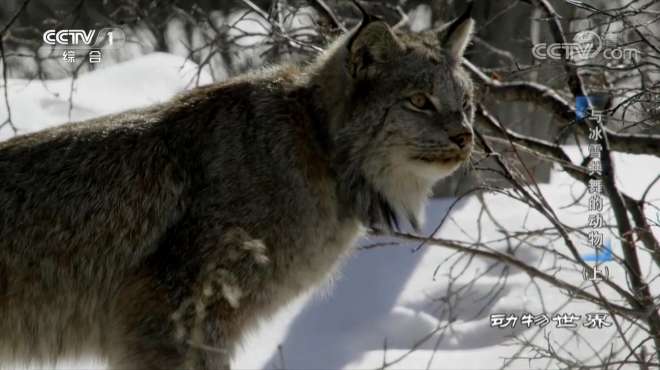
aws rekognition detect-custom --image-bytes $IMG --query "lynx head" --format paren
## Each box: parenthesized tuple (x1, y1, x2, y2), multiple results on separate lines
(310, 4, 475, 230)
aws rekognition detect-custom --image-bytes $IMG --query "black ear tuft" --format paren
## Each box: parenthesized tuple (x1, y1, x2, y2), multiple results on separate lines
(440, 1, 475, 60)
(348, 0, 383, 52)
(351, 0, 380, 25)
(442, 2, 473, 44)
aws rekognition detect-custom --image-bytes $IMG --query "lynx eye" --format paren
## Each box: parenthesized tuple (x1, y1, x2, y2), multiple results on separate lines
(409, 93, 432, 110)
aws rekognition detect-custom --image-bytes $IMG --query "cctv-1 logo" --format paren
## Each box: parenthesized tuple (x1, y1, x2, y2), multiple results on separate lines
(42, 28, 125, 49)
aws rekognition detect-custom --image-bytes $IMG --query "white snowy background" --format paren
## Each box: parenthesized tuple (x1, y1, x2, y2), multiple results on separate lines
(1, 7, 659, 370)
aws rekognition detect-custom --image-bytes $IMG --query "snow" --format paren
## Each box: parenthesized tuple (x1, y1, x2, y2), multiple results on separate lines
(408, 4, 433, 32)
(1, 52, 658, 370)
(0, 52, 212, 141)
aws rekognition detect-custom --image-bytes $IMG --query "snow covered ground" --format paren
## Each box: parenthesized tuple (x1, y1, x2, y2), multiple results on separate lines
(1, 53, 658, 370)
(0, 53, 212, 140)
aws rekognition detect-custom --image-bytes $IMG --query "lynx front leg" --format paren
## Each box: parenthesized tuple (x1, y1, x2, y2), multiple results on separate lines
(172, 226, 270, 366)
(109, 226, 269, 370)
(168, 267, 240, 370)
(108, 275, 233, 370)
(105, 281, 188, 370)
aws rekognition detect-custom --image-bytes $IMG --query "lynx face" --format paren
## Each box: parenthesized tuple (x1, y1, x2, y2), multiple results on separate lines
(364, 46, 474, 180)
(334, 14, 476, 228)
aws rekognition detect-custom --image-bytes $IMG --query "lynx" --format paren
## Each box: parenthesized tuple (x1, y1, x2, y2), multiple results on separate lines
(0, 5, 475, 370)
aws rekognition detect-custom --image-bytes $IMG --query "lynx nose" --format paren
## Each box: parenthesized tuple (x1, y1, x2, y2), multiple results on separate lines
(449, 132, 472, 149)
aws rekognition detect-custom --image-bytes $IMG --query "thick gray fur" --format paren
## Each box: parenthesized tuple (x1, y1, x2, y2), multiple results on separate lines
(0, 14, 475, 370)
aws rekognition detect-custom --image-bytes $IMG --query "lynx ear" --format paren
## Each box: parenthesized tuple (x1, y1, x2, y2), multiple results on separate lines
(347, 21, 402, 78)
(440, 3, 475, 60)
